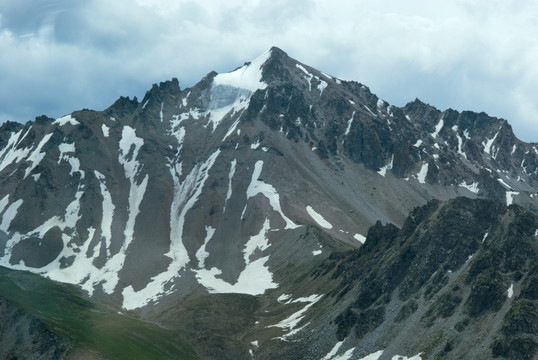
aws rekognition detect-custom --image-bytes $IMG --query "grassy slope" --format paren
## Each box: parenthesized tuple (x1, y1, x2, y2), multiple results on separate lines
(0, 266, 198, 360)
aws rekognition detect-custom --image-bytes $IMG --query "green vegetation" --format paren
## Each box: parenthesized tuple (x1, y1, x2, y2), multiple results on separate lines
(0, 266, 198, 359)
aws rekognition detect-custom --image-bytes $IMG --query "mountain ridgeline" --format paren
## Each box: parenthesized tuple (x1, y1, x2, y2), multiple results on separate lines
(0, 47, 536, 359)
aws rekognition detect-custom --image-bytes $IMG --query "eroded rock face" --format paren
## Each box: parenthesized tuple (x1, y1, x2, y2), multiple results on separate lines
(0, 296, 71, 360)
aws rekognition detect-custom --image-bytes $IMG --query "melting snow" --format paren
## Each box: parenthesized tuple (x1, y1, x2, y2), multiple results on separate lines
(511, 144, 517, 155)
(344, 111, 356, 136)
(58, 143, 75, 163)
(196, 218, 276, 295)
(431, 117, 444, 138)
(24, 133, 53, 179)
(322, 341, 345, 360)
(506, 191, 519, 206)
(306, 206, 333, 229)
(483, 132, 499, 154)
(95, 171, 115, 256)
(0, 129, 32, 173)
(270, 294, 323, 340)
(53, 115, 79, 126)
(364, 105, 376, 117)
(459, 181, 480, 194)
(497, 178, 511, 189)
(413, 139, 423, 148)
(354, 233, 366, 243)
(0, 195, 9, 215)
(507, 283, 514, 298)
(296, 64, 314, 91)
(317, 79, 328, 96)
(243, 218, 272, 263)
(0, 199, 23, 232)
(377, 99, 385, 108)
(251, 138, 261, 149)
(482, 232, 489, 243)
(122, 150, 221, 309)
(377, 154, 394, 176)
(195, 256, 277, 296)
(278, 294, 292, 303)
(102, 124, 110, 137)
(195, 226, 216, 268)
(223, 119, 240, 142)
(331, 348, 357, 360)
(224, 159, 237, 209)
(417, 163, 429, 184)
(246, 161, 299, 229)
(312, 250, 322, 256)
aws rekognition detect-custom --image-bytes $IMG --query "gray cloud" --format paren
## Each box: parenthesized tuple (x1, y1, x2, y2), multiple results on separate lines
(0, 0, 537, 142)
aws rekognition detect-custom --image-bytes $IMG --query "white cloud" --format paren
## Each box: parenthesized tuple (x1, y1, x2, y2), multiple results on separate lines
(0, 0, 537, 141)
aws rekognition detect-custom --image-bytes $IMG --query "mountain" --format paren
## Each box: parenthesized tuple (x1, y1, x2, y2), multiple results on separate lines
(0, 47, 536, 359)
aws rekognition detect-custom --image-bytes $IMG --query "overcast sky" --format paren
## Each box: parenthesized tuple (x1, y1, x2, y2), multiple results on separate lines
(0, 0, 537, 142)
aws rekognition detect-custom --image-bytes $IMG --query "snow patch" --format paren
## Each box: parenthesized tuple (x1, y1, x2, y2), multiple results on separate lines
(196, 218, 276, 295)
(413, 139, 423, 148)
(296, 64, 314, 91)
(344, 111, 356, 136)
(322, 341, 344, 360)
(312, 250, 322, 256)
(482, 231, 489, 243)
(483, 132, 499, 154)
(377, 154, 394, 176)
(205, 50, 271, 131)
(214, 50, 271, 91)
(24, 133, 53, 179)
(507, 283, 514, 298)
(53, 115, 79, 126)
(246, 161, 299, 230)
(459, 181, 479, 194)
(377, 99, 385, 108)
(58, 143, 75, 163)
(224, 159, 237, 209)
(354, 233, 366, 243)
(431, 117, 444, 138)
(101, 124, 110, 137)
(0, 199, 23, 232)
(364, 105, 376, 117)
(122, 150, 221, 309)
(317, 79, 328, 96)
(306, 206, 333, 229)
(270, 294, 323, 340)
(95, 171, 115, 256)
(251, 138, 261, 149)
(195, 226, 216, 269)
(417, 163, 429, 184)
(223, 119, 240, 142)
(506, 191, 519, 206)
(497, 178, 511, 189)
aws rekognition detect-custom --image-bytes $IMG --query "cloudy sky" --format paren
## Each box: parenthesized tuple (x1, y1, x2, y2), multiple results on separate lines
(0, 0, 537, 142)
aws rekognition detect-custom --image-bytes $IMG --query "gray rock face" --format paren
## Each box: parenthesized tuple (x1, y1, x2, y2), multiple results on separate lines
(0, 296, 71, 359)
(0, 47, 536, 359)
